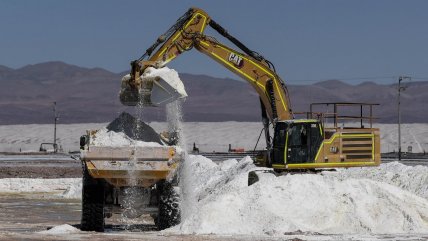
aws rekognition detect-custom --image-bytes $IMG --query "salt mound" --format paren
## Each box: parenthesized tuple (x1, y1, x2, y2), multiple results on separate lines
(179, 155, 254, 221)
(38, 224, 81, 234)
(327, 161, 428, 199)
(91, 128, 163, 147)
(173, 156, 428, 235)
(106, 112, 163, 144)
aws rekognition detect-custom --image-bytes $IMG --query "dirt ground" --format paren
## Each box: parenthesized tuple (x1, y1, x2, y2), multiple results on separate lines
(0, 154, 81, 178)
(0, 194, 297, 241)
(0, 165, 81, 178)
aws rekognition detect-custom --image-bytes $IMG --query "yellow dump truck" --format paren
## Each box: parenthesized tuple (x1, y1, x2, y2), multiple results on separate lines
(79, 128, 183, 232)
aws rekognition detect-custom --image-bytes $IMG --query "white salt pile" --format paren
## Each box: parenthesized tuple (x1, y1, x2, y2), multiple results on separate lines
(179, 156, 254, 221)
(171, 157, 428, 235)
(38, 224, 81, 234)
(328, 161, 428, 199)
(90, 128, 164, 147)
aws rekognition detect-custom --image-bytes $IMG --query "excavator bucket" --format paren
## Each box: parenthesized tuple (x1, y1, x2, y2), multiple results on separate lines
(119, 73, 187, 106)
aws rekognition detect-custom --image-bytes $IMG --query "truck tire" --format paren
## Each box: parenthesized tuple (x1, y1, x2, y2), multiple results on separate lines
(80, 163, 105, 232)
(156, 181, 180, 230)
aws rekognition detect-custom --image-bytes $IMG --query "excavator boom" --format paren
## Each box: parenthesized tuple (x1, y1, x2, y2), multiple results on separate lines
(120, 7, 292, 122)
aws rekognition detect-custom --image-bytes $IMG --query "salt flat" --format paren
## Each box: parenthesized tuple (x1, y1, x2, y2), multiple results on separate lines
(1, 122, 427, 153)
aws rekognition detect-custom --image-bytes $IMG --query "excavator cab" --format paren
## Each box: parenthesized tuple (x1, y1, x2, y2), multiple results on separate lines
(272, 120, 323, 166)
(270, 103, 380, 171)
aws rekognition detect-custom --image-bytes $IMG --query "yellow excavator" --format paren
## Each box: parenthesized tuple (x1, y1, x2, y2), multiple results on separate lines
(120, 7, 381, 170)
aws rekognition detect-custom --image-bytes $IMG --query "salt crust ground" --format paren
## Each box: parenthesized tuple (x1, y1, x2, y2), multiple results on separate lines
(1, 123, 427, 153)
(1, 158, 428, 235)
(0, 178, 81, 199)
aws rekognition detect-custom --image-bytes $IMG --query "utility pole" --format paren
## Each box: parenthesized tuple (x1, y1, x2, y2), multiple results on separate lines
(53, 102, 59, 153)
(398, 76, 410, 161)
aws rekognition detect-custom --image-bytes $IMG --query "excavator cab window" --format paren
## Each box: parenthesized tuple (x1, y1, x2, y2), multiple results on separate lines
(287, 124, 308, 163)
(286, 122, 322, 164)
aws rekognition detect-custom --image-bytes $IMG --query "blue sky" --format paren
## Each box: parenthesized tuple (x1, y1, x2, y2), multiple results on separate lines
(1, 0, 427, 84)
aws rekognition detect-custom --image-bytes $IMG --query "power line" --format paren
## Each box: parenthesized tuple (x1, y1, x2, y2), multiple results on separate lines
(289, 76, 396, 83)
(288, 75, 428, 84)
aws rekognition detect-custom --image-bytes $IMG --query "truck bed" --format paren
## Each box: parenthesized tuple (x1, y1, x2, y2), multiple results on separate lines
(81, 145, 182, 187)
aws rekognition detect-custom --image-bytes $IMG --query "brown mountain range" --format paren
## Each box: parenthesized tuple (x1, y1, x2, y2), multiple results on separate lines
(0, 61, 425, 124)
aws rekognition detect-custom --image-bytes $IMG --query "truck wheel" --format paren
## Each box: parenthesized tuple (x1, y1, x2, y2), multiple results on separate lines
(156, 181, 180, 230)
(80, 163, 105, 232)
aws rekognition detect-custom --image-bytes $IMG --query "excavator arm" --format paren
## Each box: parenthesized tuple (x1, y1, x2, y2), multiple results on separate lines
(122, 7, 293, 122)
